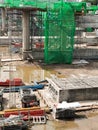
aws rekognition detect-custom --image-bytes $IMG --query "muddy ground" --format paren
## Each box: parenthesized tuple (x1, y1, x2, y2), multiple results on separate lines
(1, 46, 98, 130)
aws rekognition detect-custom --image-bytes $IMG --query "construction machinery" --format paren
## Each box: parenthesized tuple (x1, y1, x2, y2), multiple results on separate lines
(20, 88, 40, 108)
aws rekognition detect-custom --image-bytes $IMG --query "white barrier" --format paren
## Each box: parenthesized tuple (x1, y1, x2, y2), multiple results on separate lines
(32, 116, 46, 124)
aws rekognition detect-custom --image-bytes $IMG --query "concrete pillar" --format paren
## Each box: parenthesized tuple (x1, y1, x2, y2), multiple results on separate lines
(1, 8, 6, 31)
(22, 11, 30, 60)
(8, 12, 12, 48)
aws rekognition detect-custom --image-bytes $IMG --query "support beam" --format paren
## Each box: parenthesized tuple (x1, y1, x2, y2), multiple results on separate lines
(76, 15, 98, 28)
(77, 23, 98, 28)
(75, 37, 98, 45)
(22, 11, 30, 60)
(1, 8, 6, 31)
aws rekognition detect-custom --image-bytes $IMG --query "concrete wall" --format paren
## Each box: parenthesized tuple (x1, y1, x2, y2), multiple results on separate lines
(59, 90, 69, 103)
(73, 48, 98, 60)
(31, 48, 44, 60)
(76, 15, 98, 28)
(59, 88, 98, 102)
(0, 37, 98, 60)
(29, 48, 98, 61)
(0, 37, 22, 45)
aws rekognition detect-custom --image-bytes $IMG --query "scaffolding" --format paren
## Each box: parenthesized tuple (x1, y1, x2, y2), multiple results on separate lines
(2, 1, 98, 64)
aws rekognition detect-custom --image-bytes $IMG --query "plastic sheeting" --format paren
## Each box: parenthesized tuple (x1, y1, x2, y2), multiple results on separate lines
(57, 101, 81, 109)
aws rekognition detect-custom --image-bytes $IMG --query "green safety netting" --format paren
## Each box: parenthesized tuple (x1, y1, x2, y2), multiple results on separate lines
(0, 0, 87, 10)
(4, 0, 59, 9)
(87, 5, 98, 14)
(0, 0, 88, 64)
(4, 0, 42, 8)
(87, 5, 98, 11)
(69, 2, 87, 13)
(21, 0, 51, 9)
(44, 2, 75, 64)
(5, 0, 20, 7)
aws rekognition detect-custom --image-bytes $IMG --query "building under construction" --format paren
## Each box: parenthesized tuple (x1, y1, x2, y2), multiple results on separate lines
(46, 75, 98, 103)
(0, 1, 98, 106)
(0, 1, 98, 64)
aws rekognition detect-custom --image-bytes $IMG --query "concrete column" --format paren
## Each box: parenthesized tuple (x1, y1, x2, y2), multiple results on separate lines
(1, 8, 6, 31)
(22, 11, 30, 60)
(7, 11, 13, 55)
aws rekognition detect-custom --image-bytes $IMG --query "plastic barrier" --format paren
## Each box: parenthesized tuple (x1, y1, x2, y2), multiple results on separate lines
(32, 116, 46, 124)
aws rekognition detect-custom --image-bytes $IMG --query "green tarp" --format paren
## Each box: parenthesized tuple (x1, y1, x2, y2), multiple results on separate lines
(44, 2, 75, 64)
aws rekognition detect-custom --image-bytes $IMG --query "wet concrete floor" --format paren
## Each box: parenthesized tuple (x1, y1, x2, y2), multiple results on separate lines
(10, 63, 98, 130)
(1, 46, 98, 130)
(31, 113, 98, 130)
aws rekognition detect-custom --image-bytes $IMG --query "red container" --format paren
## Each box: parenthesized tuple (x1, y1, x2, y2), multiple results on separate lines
(0, 78, 24, 86)
(4, 109, 45, 118)
(35, 43, 44, 48)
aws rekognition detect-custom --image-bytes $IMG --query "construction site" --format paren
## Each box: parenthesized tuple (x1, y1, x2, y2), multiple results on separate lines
(0, 0, 98, 130)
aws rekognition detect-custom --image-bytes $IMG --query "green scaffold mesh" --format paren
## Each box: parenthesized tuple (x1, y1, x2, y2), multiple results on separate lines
(44, 2, 75, 64)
